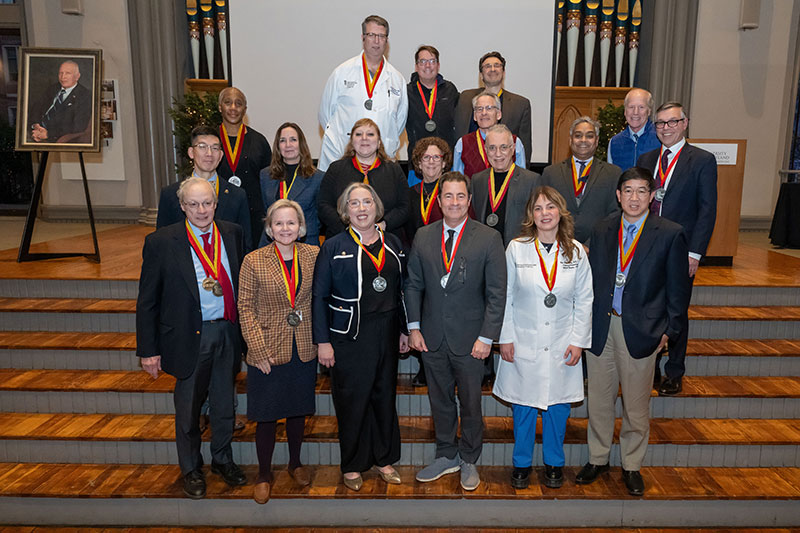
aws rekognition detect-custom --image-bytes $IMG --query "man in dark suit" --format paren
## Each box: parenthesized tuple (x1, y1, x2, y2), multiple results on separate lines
(454, 51, 532, 164)
(29, 60, 91, 143)
(540, 116, 621, 247)
(405, 171, 506, 491)
(576, 167, 689, 496)
(637, 101, 718, 395)
(137, 177, 247, 499)
(157, 125, 252, 252)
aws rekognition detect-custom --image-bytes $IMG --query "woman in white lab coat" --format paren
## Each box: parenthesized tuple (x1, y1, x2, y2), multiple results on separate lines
(493, 186, 593, 490)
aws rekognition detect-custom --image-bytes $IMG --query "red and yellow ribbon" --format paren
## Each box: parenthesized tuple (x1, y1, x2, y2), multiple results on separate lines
(419, 181, 439, 225)
(349, 226, 385, 274)
(279, 167, 299, 199)
(657, 145, 684, 188)
(618, 214, 648, 272)
(572, 158, 593, 197)
(416, 81, 438, 120)
(475, 131, 489, 168)
(534, 239, 559, 292)
(441, 223, 467, 273)
(220, 123, 244, 174)
(361, 53, 384, 100)
(185, 220, 221, 280)
(352, 156, 381, 185)
(275, 244, 299, 308)
(488, 163, 516, 214)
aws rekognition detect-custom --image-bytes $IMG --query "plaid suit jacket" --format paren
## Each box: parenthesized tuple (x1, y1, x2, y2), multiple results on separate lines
(238, 242, 318, 367)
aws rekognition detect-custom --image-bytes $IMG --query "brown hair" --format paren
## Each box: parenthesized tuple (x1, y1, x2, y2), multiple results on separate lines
(415, 45, 440, 62)
(411, 137, 452, 176)
(438, 171, 470, 192)
(269, 122, 316, 181)
(517, 186, 579, 262)
(342, 118, 391, 162)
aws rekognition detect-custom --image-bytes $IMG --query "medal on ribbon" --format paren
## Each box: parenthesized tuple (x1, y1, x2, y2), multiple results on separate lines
(486, 163, 515, 227)
(220, 123, 244, 180)
(275, 245, 301, 327)
(352, 156, 381, 185)
(417, 81, 438, 132)
(362, 53, 384, 110)
(572, 158, 593, 197)
(279, 166, 299, 200)
(535, 239, 559, 308)
(618, 214, 649, 286)
(185, 220, 223, 297)
(440, 223, 466, 288)
(419, 181, 439, 225)
(349, 226, 387, 292)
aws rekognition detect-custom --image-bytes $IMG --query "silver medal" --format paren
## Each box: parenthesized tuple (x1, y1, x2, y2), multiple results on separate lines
(364, 99, 373, 110)
(615, 272, 627, 288)
(287, 310, 301, 327)
(372, 275, 387, 292)
(486, 213, 499, 227)
(544, 292, 557, 308)
(655, 188, 665, 201)
(228, 175, 241, 187)
(425, 120, 436, 132)
(440, 273, 450, 289)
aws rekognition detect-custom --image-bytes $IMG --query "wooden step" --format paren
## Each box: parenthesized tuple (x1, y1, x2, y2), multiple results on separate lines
(689, 306, 800, 321)
(2, 369, 798, 400)
(3, 529, 797, 533)
(0, 298, 135, 313)
(0, 462, 798, 500)
(0, 413, 798, 446)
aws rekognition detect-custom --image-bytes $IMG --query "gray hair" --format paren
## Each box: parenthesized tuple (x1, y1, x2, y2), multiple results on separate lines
(656, 101, 687, 120)
(570, 116, 600, 136)
(336, 182, 385, 226)
(486, 123, 513, 140)
(471, 90, 501, 112)
(177, 177, 217, 204)
(624, 88, 653, 110)
(361, 14, 389, 36)
(264, 199, 307, 239)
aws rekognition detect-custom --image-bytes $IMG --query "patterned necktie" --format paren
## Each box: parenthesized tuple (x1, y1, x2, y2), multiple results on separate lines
(43, 89, 67, 128)
(445, 229, 455, 262)
(56, 88, 66, 105)
(651, 148, 671, 215)
(577, 160, 587, 184)
(632, 133, 639, 145)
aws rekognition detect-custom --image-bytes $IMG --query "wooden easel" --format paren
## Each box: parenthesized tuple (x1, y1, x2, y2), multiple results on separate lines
(17, 151, 100, 263)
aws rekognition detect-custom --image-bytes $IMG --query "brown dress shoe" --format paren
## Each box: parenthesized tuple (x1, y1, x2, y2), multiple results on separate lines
(289, 465, 312, 487)
(234, 415, 246, 431)
(253, 481, 270, 504)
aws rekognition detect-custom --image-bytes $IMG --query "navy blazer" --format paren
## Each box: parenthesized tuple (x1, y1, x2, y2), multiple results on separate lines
(637, 143, 718, 257)
(259, 168, 323, 247)
(135, 220, 244, 379)
(156, 178, 252, 252)
(312, 229, 407, 344)
(588, 213, 690, 359)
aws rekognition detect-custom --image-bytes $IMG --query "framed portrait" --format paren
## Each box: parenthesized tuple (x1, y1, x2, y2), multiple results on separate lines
(15, 47, 103, 152)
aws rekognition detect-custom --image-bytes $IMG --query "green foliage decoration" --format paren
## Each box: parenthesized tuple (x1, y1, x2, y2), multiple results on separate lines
(167, 91, 222, 178)
(596, 99, 626, 162)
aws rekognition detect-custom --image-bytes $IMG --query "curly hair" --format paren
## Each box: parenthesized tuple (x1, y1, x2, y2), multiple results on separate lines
(411, 137, 452, 176)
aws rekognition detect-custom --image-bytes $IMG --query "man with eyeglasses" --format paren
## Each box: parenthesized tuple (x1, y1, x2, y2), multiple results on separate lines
(607, 88, 661, 171)
(577, 167, 689, 497)
(454, 51, 532, 166)
(156, 125, 252, 252)
(637, 101, 718, 396)
(318, 14, 408, 171)
(405, 45, 460, 175)
(137, 176, 247, 499)
(540, 116, 621, 247)
(452, 91, 526, 178)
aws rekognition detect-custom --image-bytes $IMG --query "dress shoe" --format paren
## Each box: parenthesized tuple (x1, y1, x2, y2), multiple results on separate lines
(198, 414, 209, 433)
(543, 465, 563, 488)
(411, 369, 427, 387)
(575, 462, 609, 485)
(211, 461, 247, 486)
(510, 466, 531, 489)
(253, 481, 270, 504)
(375, 465, 402, 484)
(342, 473, 363, 491)
(622, 469, 645, 496)
(289, 465, 312, 487)
(234, 415, 246, 432)
(659, 376, 682, 396)
(183, 470, 206, 499)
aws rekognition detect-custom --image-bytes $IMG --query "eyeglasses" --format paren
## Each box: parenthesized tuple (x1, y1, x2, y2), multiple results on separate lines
(474, 105, 498, 113)
(192, 143, 222, 153)
(182, 200, 216, 210)
(416, 59, 438, 66)
(421, 154, 443, 162)
(348, 198, 374, 208)
(654, 118, 685, 129)
(481, 62, 503, 71)
(487, 144, 513, 153)
(620, 187, 651, 198)
(363, 32, 387, 41)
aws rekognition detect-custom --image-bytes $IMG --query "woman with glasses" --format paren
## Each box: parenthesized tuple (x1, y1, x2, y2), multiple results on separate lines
(317, 118, 409, 240)
(493, 186, 593, 490)
(260, 122, 323, 246)
(312, 182, 409, 491)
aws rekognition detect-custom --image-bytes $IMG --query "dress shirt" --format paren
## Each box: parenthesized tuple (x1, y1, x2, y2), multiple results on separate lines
(187, 219, 233, 321)
(612, 214, 647, 314)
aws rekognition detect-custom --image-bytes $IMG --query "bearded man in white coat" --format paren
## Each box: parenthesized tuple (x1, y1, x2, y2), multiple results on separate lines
(493, 186, 593, 490)
(317, 14, 408, 171)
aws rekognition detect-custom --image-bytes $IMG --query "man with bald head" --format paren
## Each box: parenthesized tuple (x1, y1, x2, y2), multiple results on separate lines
(137, 177, 247, 499)
(29, 60, 92, 143)
(216, 87, 272, 250)
(607, 88, 661, 171)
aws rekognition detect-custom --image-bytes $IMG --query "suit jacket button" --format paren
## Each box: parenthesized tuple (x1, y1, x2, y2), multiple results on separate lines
(196, 330, 201, 334)
(607, 312, 611, 316)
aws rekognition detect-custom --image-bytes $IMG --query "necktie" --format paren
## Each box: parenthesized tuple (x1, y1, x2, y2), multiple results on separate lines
(200, 232, 237, 323)
(623, 223, 637, 252)
(43, 89, 67, 127)
(632, 133, 639, 145)
(445, 229, 455, 262)
(56, 88, 66, 105)
(660, 148, 671, 178)
(651, 148, 671, 215)
(577, 160, 587, 183)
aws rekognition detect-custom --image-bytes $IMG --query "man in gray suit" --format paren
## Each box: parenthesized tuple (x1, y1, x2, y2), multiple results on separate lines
(470, 124, 539, 247)
(540, 116, 621, 247)
(454, 51, 532, 164)
(405, 171, 506, 491)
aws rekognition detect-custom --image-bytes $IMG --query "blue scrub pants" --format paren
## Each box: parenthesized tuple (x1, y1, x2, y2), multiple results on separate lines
(512, 402, 571, 468)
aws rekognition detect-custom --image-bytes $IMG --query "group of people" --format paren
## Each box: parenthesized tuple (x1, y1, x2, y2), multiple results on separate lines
(135, 13, 718, 504)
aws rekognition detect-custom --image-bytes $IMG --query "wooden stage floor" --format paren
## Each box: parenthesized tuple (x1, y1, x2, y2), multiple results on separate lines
(1, 224, 799, 287)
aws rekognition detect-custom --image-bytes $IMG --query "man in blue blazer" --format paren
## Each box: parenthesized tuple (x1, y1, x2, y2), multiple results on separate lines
(637, 102, 718, 395)
(576, 167, 690, 496)
(157, 125, 252, 252)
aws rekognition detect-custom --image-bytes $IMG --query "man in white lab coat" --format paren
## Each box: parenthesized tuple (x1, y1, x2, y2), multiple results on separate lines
(317, 14, 408, 171)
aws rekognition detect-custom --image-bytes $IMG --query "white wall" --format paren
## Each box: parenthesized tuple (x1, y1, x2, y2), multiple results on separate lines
(690, 0, 799, 219)
(25, 0, 141, 210)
